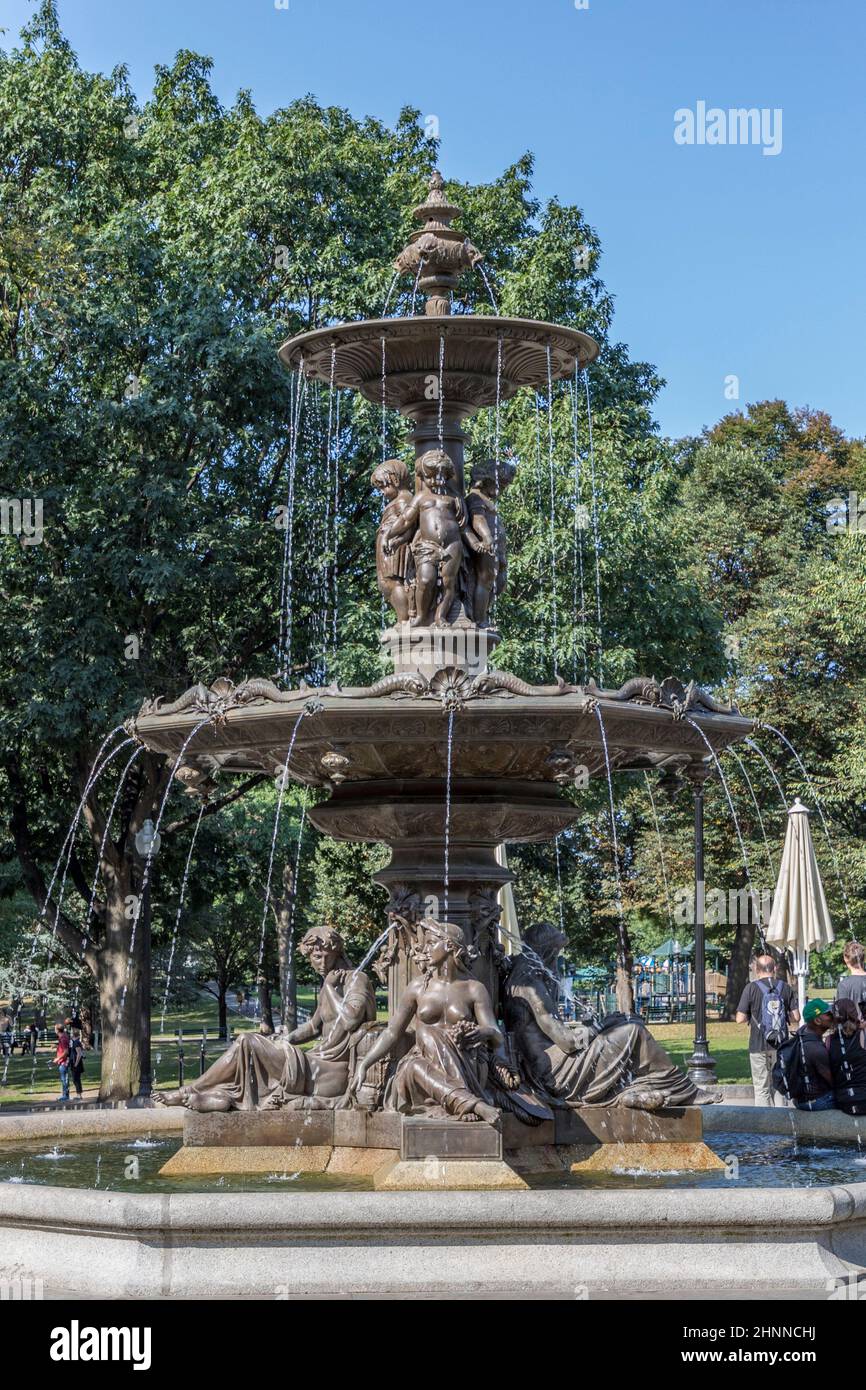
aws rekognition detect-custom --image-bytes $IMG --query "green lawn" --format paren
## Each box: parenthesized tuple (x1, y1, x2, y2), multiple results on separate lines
(648, 1021, 751, 1084)
(0, 987, 389, 1106)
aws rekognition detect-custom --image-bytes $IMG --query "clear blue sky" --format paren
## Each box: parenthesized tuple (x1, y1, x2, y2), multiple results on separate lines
(3, 0, 864, 441)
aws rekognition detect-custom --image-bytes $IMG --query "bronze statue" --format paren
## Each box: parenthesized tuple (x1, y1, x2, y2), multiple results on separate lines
(466, 457, 516, 626)
(372, 458, 415, 623)
(384, 450, 490, 627)
(156, 926, 377, 1112)
(350, 918, 549, 1125)
(503, 922, 720, 1109)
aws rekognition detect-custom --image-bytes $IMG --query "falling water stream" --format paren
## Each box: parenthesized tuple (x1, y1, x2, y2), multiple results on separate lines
(683, 718, 766, 949)
(545, 345, 559, 673)
(726, 745, 776, 880)
(570, 369, 588, 684)
(106, 714, 217, 1095)
(159, 800, 207, 1032)
(583, 370, 603, 684)
(475, 262, 499, 314)
(643, 772, 676, 938)
(443, 708, 455, 919)
(592, 706, 629, 989)
(255, 710, 308, 994)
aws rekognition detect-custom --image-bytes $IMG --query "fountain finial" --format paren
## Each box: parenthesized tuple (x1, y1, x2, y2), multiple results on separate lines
(393, 169, 484, 316)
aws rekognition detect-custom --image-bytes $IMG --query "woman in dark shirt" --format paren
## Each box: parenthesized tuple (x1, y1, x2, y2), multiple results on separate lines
(829, 998, 866, 1115)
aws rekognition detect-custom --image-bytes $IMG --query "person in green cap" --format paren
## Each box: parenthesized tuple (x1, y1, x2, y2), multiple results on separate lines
(794, 999, 836, 1111)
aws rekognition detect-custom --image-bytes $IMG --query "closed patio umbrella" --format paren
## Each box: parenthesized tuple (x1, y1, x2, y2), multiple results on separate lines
(766, 798, 835, 1013)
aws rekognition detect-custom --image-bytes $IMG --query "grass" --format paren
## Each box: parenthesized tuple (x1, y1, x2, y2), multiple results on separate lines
(648, 1021, 751, 1084)
(0, 986, 389, 1107)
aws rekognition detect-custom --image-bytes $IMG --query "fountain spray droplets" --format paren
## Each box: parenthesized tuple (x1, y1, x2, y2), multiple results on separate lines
(331, 388, 341, 664)
(160, 799, 206, 1033)
(584, 369, 603, 684)
(380, 336, 387, 463)
(40, 727, 128, 925)
(476, 262, 499, 314)
(726, 746, 776, 880)
(256, 710, 308, 991)
(644, 772, 675, 938)
(22, 733, 139, 1014)
(571, 368, 588, 684)
(760, 723, 853, 935)
(745, 738, 790, 816)
(278, 364, 306, 681)
(684, 719, 766, 949)
(107, 714, 217, 1097)
(545, 345, 559, 674)
(437, 333, 445, 449)
(443, 707, 454, 919)
(65, 742, 148, 993)
(554, 834, 565, 932)
(492, 334, 503, 625)
(381, 270, 399, 318)
(410, 257, 426, 316)
(592, 707, 629, 987)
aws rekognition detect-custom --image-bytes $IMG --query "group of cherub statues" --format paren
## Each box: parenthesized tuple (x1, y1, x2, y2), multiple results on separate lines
(372, 448, 516, 629)
(157, 917, 719, 1122)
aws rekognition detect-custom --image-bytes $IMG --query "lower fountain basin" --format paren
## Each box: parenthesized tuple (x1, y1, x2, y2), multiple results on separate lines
(2, 1104, 865, 1298)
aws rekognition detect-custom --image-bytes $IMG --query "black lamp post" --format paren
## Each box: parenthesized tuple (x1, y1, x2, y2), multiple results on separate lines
(686, 761, 717, 1086)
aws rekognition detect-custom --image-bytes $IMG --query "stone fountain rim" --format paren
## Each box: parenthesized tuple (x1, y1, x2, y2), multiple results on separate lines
(2, 1107, 864, 1296)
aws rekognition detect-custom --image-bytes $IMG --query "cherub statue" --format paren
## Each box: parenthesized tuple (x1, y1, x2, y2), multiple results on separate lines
(384, 450, 491, 627)
(372, 458, 415, 624)
(155, 926, 378, 1112)
(465, 456, 517, 626)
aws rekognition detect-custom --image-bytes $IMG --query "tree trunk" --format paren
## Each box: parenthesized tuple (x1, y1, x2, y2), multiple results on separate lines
(98, 877, 150, 1101)
(258, 974, 274, 1034)
(217, 970, 228, 1041)
(614, 943, 635, 1014)
(722, 916, 756, 1020)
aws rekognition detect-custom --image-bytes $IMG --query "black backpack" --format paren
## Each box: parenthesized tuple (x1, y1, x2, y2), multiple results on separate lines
(756, 977, 789, 1049)
(68, 1037, 84, 1070)
(772, 1033, 808, 1102)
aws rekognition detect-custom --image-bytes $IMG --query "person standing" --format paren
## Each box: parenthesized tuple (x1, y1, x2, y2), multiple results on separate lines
(837, 942, 866, 1012)
(68, 1028, 86, 1099)
(736, 953, 800, 1106)
(52, 1024, 70, 1102)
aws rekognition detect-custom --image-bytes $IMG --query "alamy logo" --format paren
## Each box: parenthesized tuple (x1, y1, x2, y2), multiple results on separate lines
(49, 1320, 152, 1371)
(674, 102, 783, 156)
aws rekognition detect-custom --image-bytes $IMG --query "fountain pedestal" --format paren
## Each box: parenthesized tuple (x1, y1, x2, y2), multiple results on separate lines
(380, 622, 500, 679)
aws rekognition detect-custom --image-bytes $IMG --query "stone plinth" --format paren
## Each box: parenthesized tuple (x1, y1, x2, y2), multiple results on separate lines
(166, 1104, 715, 1182)
(380, 623, 499, 678)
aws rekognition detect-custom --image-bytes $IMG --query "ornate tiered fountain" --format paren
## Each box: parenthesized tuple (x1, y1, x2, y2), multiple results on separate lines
(134, 173, 756, 1186)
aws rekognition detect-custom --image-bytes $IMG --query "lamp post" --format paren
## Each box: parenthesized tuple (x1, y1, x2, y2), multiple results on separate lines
(686, 760, 717, 1086)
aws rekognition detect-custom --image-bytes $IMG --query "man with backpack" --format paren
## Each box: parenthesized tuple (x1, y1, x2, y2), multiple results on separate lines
(736, 953, 800, 1106)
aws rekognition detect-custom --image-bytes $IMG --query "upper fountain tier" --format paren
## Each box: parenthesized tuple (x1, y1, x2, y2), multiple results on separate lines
(278, 172, 598, 470)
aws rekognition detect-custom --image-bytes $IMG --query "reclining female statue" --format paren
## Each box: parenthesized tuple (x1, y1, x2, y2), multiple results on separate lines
(503, 921, 721, 1110)
(350, 917, 550, 1126)
(156, 925, 377, 1111)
